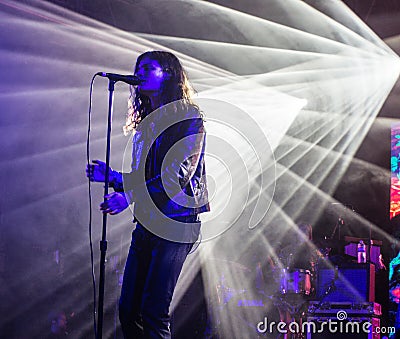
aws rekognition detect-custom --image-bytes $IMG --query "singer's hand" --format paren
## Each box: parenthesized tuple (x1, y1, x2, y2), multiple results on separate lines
(100, 192, 128, 215)
(86, 160, 109, 183)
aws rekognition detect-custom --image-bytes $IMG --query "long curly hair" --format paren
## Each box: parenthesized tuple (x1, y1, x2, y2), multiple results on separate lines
(124, 51, 196, 135)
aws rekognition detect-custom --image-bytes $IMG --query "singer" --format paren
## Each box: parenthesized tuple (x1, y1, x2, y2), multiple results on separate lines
(86, 51, 210, 338)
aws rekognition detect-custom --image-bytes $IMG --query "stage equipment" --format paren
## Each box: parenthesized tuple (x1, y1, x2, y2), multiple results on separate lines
(93, 73, 140, 339)
(344, 236, 382, 268)
(316, 263, 375, 303)
(96, 72, 142, 86)
(279, 268, 312, 295)
(306, 301, 381, 339)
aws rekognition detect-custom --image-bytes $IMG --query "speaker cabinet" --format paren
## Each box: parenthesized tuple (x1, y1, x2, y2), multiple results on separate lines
(317, 263, 375, 302)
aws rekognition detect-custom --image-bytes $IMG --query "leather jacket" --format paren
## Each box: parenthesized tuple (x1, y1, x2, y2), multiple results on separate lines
(113, 103, 210, 220)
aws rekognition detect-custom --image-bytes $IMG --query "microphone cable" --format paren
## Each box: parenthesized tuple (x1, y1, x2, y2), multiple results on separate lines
(87, 73, 98, 338)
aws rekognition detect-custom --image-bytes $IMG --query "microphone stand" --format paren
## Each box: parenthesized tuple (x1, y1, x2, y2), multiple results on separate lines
(97, 79, 115, 339)
(368, 223, 372, 265)
(330, 217, 343, 241)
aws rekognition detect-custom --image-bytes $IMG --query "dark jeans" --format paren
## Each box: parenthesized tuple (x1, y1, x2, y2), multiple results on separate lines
(119, 220, 197, 339)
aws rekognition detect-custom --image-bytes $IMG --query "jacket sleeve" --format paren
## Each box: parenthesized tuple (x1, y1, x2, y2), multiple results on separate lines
(109, 170, 124, 192)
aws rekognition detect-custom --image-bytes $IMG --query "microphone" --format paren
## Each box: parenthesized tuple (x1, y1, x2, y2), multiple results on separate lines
(97, 72, 142, 86)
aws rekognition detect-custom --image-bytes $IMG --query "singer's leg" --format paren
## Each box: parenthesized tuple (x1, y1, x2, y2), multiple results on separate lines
(119, 226, 151, 339)
(141, 236, 193, 338)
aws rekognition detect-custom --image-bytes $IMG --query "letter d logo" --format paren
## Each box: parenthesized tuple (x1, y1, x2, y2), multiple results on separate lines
(257, 317, 268, 333)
